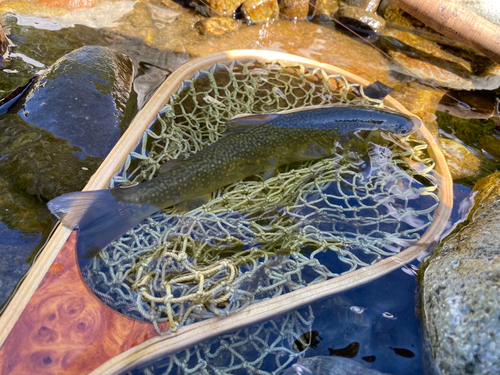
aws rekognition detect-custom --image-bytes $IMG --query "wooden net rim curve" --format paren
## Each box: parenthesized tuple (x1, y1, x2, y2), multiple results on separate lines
(0, 50, 453, 375)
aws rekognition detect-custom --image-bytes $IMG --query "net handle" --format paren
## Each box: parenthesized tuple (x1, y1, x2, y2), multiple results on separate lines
(87, 50, 453, 375)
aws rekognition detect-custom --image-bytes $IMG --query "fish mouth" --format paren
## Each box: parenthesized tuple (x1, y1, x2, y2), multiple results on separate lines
(406, 115, 423, 135)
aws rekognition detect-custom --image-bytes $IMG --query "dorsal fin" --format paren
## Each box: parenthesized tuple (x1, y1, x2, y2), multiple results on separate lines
(222, 113, 280, 136)
(159, 159, 186, 174)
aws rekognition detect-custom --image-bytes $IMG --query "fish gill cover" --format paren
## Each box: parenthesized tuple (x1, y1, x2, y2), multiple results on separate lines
(81, 60, 439, 373)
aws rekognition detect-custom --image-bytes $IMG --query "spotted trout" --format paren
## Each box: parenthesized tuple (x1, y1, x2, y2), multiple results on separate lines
(48, 105, 421, 268)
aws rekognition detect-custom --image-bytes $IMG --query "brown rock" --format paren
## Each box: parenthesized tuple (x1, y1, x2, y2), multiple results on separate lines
(0, 22, 9, 60)
(36, 0, 97, 9)
(389, 81, 443, 136)
(195, 17, 239, 36)
(241, 0, 279, 23)
(202, 0, 245, 17)
(311, 0, 339, 19)
(479, 135, 500, 159)
(337, 5, 385, 34)
(381, 28, 500, 90)
(279, 0, 309, 20)
(438, 138, 489, 181)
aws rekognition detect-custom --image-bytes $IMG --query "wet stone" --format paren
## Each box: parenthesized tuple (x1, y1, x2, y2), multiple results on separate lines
(310, 0, 340, 20)
(420, 171, 500, 375)
(380, 28, 500, 90)
(479, 134, 500, 159)
(283, 355, 387, 374)
(198, 0, 245, 17)
(241, 0, 279, 24)
(389, 81, 443, 136)
(279, 0, 309, 21)
(0, 22, 10, 60)
(195, 16, 239, 36)
(337, 5, 385, 34)
(438, 137, 491, 182)
(16, 45, 133, 159)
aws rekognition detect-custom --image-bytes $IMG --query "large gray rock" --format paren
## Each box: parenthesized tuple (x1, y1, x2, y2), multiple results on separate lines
(17, 45, 133, 159)
(0, 45, 134, 307)
(1, 45, 134, 200)
(420, 171, 500, 375)
(283, 355, 388, 374)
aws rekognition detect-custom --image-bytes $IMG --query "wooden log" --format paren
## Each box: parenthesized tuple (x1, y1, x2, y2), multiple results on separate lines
(390, 0, 500, 64)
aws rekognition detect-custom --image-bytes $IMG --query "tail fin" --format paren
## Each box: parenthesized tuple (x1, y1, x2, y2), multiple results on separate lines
(48, 189, 159, 269)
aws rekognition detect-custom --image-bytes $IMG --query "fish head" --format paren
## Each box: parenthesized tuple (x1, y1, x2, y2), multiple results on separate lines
(393, 115, 422, 136)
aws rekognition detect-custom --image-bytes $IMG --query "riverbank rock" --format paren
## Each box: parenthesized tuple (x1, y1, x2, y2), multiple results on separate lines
(279, 0, 309, 21)
(389, 81, 442, 136)
(337, 5, 386, 34)
(16, 45, 133, 159)
(195, 16, 239, 36)
(379, 28, 500, 90)
(283, 355, 388, 374)
(310, 0, 339, 20)
(0, 22, 10, 60)
(0, 45, 134, 201)
(437, 138, 491, 182)
(241, 0, 279, 24)
(420, 171, 500, 375)
(201, 0, 245, 17)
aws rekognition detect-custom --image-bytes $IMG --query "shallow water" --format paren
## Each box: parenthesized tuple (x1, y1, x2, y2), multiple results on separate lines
(0, 0, 499, 374)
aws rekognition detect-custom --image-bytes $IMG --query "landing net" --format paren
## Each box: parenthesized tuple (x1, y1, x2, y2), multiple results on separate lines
(82, 60, 439, 352)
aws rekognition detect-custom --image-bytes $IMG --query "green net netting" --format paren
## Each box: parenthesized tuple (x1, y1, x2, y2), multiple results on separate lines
(81, 60, 439, 373)
(133, 306, 315, 375)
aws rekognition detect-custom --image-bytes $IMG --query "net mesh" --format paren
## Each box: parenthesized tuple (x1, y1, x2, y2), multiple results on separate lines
(82, 60, 439, 356)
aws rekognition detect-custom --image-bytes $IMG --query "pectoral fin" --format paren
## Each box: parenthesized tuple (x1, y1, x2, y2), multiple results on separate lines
(263, 169, 278, 180)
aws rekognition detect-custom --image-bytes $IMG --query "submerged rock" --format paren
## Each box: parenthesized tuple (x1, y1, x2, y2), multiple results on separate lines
(478, 134, 500, 159)
(379, 28, 500, 90)
(310, 0, 339, 20)
(241, 0, 280, 24)
(279, 0, 309, 21)
(420, 171, 500, 375)
(199, 0, 245, 17)
(0, 45, 134, 308)
(283, 355, 388, 374)
(15, 45, 133, 159)
(195, 16, 239, 36)
(437, 90, 499, 120)
(0, 22, 10, 60)
(0, 46, 134, 201)
(337, 0, 386, 34)
(389, 81, 442, 136)
(438, 138, 490, 182)
(0, 114, 103, 201)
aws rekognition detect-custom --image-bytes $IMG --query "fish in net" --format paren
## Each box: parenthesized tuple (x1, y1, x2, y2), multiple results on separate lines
(79, 59, 440, 373)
